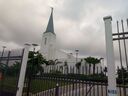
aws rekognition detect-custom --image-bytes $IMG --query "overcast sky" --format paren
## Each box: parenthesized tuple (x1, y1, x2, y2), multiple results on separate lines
(0, 0, 128, 66)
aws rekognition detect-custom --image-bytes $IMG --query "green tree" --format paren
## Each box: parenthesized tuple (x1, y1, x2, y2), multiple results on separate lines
(7, 61, 20, 76)
(0, 63, 8, 72)
(0, 63, 8, 77)
(5, 51, 46, 76)
(27, 51, 46, 75)
(84, 57, 100, 75)
(117, 67, 128, 79)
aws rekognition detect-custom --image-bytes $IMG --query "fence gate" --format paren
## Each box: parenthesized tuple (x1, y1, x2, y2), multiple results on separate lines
(23, 65, 108, 96)
(24, 65, 128, 96)
(0, 49, 24, 96)
(23, 17, 128, 96)
(104, 16, 128, 96)
(112, 18, 128, 96)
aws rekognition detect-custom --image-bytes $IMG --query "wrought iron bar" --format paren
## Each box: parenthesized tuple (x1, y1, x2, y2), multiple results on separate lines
(117, 21, 123, 69)
(112, 32, 128, 36)
(113, 36, 128, 40)
(121, 20, 127, 96)
(121, 20, 128, 70)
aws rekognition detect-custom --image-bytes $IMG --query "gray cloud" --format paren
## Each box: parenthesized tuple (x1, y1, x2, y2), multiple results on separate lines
(0, 0, 49, 46)
(0, 0, 128, 67)
(60, 0, 87, 21)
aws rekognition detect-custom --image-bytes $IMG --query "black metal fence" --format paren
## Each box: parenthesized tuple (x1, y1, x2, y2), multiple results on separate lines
(0, 49, 24, 96)
(24, 65, 128, 96)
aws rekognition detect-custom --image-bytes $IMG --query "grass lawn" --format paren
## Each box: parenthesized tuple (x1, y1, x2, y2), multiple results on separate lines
(1, 76, 59, 94)
(0, 76, 61, 94)
(0, 76, 17, 93)
(29, 79, 57, 93)
(2, 76, 128, 95)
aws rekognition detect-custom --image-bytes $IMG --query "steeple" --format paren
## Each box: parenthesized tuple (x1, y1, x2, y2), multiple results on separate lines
(45, 7, 55, 34)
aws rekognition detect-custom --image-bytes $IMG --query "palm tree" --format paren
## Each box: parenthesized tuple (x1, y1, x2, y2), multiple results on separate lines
(84, 57, 92, 75)
(75, 59, 82, 74)
(103, 67, 107, 76)
(0, 63, 6, 72)
(64, 61, 68, 74)
(47, 59, 62, 65)
(46, 59, 63, 73)
(59, 65, 63, 73)
(0, 63, 8, 78)
(84, 57, 100, 75)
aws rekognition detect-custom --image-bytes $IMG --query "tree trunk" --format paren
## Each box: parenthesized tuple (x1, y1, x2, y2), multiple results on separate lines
(78, 67, 80, 74)
(93, 64, 95, 75)
(89, 64, 91, 75)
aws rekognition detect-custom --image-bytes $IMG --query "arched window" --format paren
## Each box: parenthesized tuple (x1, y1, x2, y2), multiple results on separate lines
(44, 38, 47, 45)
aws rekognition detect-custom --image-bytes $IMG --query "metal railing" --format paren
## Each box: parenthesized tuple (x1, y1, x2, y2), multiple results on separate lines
(24, 65, 128, 96)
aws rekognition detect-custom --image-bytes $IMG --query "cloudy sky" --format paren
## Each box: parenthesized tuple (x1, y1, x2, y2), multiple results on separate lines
(0, 0, 128, 66)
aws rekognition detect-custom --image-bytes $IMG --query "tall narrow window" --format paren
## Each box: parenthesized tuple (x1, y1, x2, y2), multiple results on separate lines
(44, 38, 47, 45)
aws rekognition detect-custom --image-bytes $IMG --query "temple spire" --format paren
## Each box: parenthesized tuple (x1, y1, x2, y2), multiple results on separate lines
(45, 7, 54, 34)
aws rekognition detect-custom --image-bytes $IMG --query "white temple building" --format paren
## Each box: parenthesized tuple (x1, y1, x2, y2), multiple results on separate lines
(40, 8, 76, 65)
(40, 8, 101, 74)
(0, 8, 102, 74)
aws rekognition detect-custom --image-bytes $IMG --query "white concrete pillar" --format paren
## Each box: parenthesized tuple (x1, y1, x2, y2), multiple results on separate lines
(16, 44, 30, 96)
(103, 16, 117, 96)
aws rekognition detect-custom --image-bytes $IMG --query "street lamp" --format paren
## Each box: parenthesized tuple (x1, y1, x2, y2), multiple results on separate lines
(0, 46, 6, 64)
(32, 44, 38, 52)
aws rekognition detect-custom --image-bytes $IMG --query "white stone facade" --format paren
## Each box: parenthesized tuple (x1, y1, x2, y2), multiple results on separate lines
(40, 32, 56, 60)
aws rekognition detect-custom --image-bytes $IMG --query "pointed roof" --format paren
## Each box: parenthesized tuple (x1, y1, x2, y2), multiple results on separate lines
(45, 8, 55, 34)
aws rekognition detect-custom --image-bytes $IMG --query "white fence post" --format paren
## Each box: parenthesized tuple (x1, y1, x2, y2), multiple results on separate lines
(16, 44, 30, 96)
(103, 16, 117, 96)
